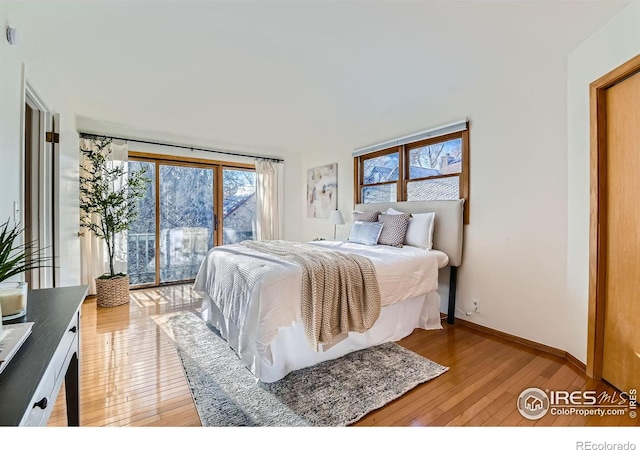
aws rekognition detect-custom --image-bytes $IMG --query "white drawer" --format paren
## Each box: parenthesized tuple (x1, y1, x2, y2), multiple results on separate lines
(20, 364, 55, 426)
(52, 313, 79, 381)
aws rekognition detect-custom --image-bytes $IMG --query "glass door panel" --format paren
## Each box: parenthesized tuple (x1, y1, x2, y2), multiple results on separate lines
(159, 165, 214, 283)
(128, 161, 156, 286)
(222, 169, 256, 244)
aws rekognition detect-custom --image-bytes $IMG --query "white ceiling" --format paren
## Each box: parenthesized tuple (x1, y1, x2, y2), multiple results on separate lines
(10, 0, 631, 155)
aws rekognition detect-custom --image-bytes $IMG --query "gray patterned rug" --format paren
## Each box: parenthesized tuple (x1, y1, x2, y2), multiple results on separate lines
(167, 312, 448, 427)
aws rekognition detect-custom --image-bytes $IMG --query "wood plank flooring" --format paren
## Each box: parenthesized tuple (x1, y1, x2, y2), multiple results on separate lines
(48, 285, 637, 427)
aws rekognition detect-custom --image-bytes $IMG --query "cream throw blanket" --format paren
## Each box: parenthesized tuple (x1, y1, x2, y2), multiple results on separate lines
(240, 240, 381, 348)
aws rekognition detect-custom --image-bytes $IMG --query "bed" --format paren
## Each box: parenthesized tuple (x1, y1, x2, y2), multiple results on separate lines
(193, 199, 464, 382)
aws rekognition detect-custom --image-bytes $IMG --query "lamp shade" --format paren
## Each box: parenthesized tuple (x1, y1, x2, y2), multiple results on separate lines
(328, 209, 345, 225)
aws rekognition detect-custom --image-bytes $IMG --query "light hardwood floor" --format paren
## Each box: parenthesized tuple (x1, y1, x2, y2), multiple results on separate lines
(48, 285, 637, 427)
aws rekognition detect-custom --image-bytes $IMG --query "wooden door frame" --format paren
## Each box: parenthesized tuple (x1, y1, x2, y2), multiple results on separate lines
(587, 53, 640, 379)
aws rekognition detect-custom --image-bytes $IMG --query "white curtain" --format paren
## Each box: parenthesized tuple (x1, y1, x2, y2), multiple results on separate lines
(109, 141, 129, 276)
(255, 159, 283, 241)
(79, 137, 129, 294)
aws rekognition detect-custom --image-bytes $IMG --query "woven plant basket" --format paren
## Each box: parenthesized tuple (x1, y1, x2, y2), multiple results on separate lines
(95, 275, 130, 308)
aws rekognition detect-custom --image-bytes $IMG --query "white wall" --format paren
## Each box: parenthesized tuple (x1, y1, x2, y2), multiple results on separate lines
(300, 49, 571, 351)
(1, 4, 81, 287)
(566, 0, 640, 363)
(299, 0, 640, 360)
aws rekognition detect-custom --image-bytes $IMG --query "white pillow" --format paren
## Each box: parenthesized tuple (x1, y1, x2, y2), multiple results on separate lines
(386, 207, 435, 250)
(348, 221, 384, 246)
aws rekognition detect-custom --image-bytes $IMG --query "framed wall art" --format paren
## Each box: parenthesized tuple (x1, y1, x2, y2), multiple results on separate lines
(306, 162, 337, 218)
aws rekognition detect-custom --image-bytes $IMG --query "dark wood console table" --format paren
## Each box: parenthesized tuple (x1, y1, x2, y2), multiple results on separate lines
(0, 285, 88, 426)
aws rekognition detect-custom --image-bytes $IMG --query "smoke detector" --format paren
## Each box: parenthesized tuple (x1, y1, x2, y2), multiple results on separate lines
(6, 27, 18, 46)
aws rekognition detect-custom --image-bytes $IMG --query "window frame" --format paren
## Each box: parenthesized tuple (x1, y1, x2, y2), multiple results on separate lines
(354, 129, 470, 224)
(355, 145, 403, 204)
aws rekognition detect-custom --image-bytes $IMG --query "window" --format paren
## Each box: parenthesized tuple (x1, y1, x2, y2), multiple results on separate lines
(354, 124, 469, 223)
(361, 148, 400, 204)
(406, 135, 463, 201)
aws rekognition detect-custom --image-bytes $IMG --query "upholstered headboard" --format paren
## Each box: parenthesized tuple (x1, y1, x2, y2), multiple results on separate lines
(354, 200, 465, 267)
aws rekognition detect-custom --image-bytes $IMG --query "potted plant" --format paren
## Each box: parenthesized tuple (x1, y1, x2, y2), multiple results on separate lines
(0, 219, 53, 320)
(79, 137, 149, 308)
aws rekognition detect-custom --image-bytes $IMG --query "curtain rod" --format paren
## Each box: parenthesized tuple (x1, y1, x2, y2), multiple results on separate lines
(78, 132, 284, 163)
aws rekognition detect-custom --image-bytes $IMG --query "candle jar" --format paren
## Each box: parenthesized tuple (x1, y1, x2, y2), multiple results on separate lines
(0, 281, 28, 321)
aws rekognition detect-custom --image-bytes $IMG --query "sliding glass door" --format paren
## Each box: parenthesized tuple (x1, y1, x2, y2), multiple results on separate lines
(222, 168, 256, 245)
(128, 161, 156, 286)
(128, 155, 256, 288)
(159, 165, 214, 283)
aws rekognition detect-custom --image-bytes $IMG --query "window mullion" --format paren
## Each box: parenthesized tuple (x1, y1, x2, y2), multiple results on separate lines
(399, 145, 407, 201)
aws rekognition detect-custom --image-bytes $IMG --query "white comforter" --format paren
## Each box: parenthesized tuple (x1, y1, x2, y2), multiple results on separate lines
(193, 240, 446, 349)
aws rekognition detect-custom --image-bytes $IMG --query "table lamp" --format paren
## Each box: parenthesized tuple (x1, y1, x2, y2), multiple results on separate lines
(328, 209, 345, 240)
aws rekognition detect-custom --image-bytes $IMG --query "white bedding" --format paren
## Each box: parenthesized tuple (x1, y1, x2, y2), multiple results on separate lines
(193, 240, 447, 381)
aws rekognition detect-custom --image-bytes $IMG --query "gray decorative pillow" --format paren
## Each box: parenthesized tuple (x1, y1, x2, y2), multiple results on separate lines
(377, 213, 411, 247)
(348, 221, 384, 246)
(352, 211, 379, 222)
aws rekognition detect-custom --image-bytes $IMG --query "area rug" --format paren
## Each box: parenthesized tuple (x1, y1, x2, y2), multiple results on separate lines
(167, 312, 448, 427)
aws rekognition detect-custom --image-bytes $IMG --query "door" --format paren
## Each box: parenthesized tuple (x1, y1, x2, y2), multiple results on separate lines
(602, 69, 640, 393)
(127, 162, 216, 286)
(51, 113, 61, 287)
(24, 88, 55, 289)
(24, 102, 35, 289)
(159, 164, 215, 283)
(222, 168, 256, 245)
(127, 160, 156, 286)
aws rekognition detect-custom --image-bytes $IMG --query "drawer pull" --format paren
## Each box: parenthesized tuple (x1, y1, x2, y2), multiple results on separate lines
(33, 397, 48, 410)
(69, 326, 77, 333)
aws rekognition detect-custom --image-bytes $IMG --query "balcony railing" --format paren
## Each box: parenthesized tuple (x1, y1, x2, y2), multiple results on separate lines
(128, 232, 156, 286)
(128, 228, 254, 286)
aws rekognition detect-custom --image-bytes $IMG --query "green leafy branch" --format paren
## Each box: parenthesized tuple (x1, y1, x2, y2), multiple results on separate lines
(0, 219, 54, 283)
(79, 137, 150, 278)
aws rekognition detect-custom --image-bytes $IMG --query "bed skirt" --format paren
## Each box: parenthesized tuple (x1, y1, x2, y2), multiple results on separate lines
(200, 290, 443, 383)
